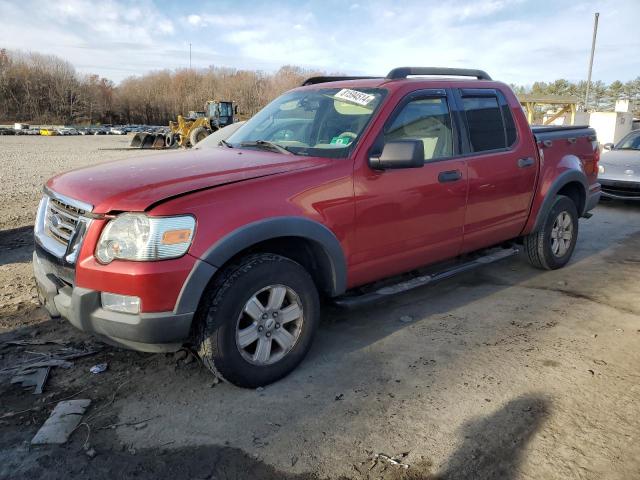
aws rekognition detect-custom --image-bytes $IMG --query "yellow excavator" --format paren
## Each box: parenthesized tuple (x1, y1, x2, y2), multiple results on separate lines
(130, 100, 236, 149)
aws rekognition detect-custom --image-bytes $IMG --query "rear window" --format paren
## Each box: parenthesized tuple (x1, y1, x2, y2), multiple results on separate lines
(462, 91, 517, 152)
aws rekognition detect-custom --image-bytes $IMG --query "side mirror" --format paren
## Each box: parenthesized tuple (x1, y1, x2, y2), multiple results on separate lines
(603, 143, 614, 151)
(369, 140, 424, 170)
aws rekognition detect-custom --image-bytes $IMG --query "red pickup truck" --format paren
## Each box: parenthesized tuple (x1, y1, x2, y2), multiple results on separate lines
(33, 67, 601, 387)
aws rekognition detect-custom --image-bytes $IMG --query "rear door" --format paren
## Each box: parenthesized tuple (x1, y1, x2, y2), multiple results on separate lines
(453, 88, 538, 253)
(351, 89, 468, 286)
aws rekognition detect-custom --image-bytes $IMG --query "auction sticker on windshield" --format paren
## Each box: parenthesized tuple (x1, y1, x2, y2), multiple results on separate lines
(334, 89, 376, 106)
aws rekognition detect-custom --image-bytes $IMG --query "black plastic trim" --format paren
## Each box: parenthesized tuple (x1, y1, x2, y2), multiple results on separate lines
(174, 258, 217, 314)
(532, 169, 589, 231)
(199, 217, 348, 296)
(334, 247, 518, 308)
(302, 76, 380, 86)
(533, 126, 595, 143)
(386, 67, 492, 81)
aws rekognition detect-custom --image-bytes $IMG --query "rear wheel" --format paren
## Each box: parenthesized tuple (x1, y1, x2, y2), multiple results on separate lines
(524, 195, 579, 270)
(196, 254, 320, 388)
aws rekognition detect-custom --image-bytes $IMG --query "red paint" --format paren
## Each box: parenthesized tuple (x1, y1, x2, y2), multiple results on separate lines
(461, 96, 539, 253)
(52, 77, 599, 312)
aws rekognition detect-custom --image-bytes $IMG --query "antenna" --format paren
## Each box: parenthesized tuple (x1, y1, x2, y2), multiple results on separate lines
(584, 12, 599, 110)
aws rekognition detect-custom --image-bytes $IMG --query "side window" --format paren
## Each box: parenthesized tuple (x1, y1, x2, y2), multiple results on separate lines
(385, 97, 453, 161)
(462, 96, 506, 152)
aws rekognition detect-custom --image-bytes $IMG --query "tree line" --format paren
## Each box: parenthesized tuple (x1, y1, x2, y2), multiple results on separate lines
(0, 49, 319, 125)
(511, 78, 640, 114)
(1, 48, 638, 126)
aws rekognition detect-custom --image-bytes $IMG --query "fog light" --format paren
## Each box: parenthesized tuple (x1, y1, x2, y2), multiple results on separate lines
(101, 292, 141, 314)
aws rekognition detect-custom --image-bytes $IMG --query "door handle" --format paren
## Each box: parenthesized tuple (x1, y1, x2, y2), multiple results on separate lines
(518, 157, 535, 168)
(438, 170, 462, 183)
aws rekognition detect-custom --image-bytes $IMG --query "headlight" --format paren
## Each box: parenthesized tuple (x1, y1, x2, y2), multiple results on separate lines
(598, 165, 605, 174)
(95, 213, 195, 264)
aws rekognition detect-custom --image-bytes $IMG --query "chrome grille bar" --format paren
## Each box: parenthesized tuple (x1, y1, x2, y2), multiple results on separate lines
(48, 201, 81, 224)
(34, 190, 94, 264)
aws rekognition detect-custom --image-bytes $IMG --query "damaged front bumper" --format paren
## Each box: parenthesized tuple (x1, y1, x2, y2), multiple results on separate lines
(33, 247, 193, 352)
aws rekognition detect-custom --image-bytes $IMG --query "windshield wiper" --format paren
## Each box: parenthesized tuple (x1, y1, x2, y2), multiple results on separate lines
(219, 139, 233, 148)
(240, 140, 292, 155)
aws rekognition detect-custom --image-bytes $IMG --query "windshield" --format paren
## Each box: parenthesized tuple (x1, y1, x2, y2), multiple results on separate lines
(226, 87, 386, 158)
(615, 131, 640, 150)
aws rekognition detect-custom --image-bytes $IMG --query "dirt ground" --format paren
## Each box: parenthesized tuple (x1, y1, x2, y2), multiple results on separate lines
(1, 135, 639, 480)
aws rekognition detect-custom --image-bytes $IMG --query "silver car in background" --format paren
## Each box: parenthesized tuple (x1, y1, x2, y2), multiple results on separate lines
(598, 130, 640, 201)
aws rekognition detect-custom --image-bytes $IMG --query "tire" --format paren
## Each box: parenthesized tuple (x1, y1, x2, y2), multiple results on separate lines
(189, 126, 210, 146)
(524, 195, 579, 270)
(196, 254, 320, 388)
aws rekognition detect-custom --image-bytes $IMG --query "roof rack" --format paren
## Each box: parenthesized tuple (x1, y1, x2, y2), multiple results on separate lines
(301, 76, 379, 86)
(386, 67, 492, 81)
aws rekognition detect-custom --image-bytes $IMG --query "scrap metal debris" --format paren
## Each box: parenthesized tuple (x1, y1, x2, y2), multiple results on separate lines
(3, 339, 66, 347)
(10, 367, 50, 394)
(0, 346, 99, 376)
(371, 452, 410, 470)
(89, 363, 108, 374)
(31, 399, 92, 445)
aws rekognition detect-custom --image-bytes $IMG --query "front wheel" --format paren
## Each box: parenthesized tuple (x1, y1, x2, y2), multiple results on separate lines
(189, 126, 210, 146)
(196, 254, 320, 388)
(524, 195, 579, 270)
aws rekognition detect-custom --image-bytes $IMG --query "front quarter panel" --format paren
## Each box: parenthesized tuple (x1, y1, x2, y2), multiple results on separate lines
(150, 159, 356, 287)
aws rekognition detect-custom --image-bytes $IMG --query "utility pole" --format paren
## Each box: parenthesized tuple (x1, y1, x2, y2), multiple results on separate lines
(584, 12, 599, 111)
(189, 43, 192, 69)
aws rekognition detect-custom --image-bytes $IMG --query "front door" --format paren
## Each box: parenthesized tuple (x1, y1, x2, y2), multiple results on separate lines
(350, 90, 468, 287)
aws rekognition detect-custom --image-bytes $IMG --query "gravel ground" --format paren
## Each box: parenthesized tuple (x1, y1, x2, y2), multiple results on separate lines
(0, 135, 159, 231)
(1, 136, 639, 479)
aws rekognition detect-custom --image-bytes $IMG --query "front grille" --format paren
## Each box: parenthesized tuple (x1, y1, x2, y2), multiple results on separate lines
(34, 191, 93, 265)
(45, 197, 85, 246)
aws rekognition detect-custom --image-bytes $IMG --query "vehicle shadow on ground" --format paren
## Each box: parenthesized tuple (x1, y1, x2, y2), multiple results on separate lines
(10, 441, 339, 480)
(425, 394, 550, 480)
(7, 393, 549, 480)
(0, 226, 33, 266)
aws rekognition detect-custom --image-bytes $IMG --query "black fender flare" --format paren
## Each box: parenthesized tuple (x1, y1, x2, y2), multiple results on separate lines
(174, 217, 347, 314)
(532, 169, 588, 233)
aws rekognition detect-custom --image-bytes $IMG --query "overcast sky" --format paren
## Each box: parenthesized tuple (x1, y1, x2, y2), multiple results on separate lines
(1, 0, 638, 85)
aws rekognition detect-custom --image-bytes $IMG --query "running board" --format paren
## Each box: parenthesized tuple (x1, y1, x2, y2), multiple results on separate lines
(333, 247, 519, 309)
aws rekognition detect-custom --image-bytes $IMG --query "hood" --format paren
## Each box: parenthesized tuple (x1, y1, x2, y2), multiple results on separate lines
(599, 149, 640, 181)
(47, 147, 329, 213)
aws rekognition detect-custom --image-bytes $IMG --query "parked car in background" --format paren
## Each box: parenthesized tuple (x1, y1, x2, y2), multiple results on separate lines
(33, 67, 601, 387)
(599, 130, 640, 201)
(17, 128, 39, 135)
(110, 127, 127, 135)
(57, 128, 79, 136)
